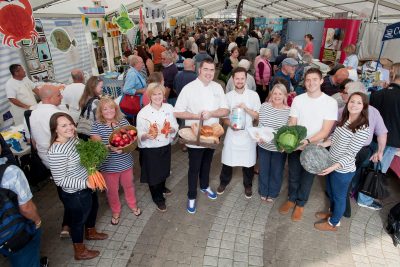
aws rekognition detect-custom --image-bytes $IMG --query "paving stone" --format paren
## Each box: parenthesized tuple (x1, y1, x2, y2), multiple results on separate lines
(218, 258, 234, 267)
(204, 246, 219, 257)
(249, 255, 264, 266)
(219, 248, 234, 259)
(234, 251, 248, 262)
(203, 255, 218, 266)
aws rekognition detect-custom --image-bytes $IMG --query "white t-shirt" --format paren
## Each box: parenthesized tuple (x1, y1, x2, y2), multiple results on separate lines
(5, 77, 37, 125)
(61, 83, 85, 123)
(174, 78, 228, 148)
(29, 104, 67, 168)
(290, 93, 337, 140)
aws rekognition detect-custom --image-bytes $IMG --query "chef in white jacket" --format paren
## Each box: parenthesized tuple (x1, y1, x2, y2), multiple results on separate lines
(217, 67, 261, 199)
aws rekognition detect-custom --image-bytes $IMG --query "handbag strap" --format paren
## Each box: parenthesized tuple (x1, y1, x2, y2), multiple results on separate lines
(81, 97, 98, 119)
(375, 161, 382, 172)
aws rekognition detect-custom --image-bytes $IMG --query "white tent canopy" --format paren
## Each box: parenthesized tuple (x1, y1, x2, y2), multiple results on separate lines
(32, 0, 400, 23)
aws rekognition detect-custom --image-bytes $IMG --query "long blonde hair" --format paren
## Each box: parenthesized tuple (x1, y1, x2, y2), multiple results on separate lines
(96, 97, 124, 124)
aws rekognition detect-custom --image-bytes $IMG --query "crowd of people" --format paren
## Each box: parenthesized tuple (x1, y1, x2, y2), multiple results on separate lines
(1, 22, 400, 265)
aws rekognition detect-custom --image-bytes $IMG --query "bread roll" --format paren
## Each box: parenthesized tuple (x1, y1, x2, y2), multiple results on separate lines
(179, 128, 196, 141)
(200, 135, 219, 144)
(200, 125, 214, 136)
(211, 123, 224, 137)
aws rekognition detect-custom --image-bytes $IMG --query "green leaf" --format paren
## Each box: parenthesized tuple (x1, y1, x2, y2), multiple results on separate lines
(274, 125, 307, 153)
(76, 140, 108, 173)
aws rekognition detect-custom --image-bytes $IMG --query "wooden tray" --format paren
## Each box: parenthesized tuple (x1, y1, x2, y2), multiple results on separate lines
(178, 119, 220, 149)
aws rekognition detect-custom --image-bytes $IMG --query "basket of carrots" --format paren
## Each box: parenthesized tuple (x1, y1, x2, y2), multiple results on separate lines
(108, 125, 138, 153)
(76, 140, 108, 191)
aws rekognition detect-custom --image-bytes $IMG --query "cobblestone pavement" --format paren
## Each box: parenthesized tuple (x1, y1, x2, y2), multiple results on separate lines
(1, 146, 400, 267)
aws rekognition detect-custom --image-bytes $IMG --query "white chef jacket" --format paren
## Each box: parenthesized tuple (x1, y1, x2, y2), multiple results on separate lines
(137, 103, 179, 148)
(174, 78, 229, 149)
(221, 87, 261, 167)
(5, 77, 37, 125)
(61, 83, 85, 123)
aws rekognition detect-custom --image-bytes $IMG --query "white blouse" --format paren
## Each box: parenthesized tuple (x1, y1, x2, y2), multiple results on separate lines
(137, 103, 179, 148)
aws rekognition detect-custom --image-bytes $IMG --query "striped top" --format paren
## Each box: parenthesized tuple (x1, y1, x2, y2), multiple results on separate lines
(47, 138, 88, 193)
(90, 118, 133, 173)
(258, 102, 290, 151)
(330, 121, 370, 173)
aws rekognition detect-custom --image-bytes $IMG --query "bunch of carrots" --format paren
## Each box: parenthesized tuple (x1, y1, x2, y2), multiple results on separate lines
(76, 140, 108, 191)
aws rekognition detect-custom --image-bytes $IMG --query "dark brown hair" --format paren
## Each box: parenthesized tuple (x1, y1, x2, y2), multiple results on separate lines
(79, 76, 101, 109)
(49, 112, 76, 146)
(148, 72, 163, 84)
(199, 58, 215, 68)
(304, 68, 322, 80)
(338, 92, 369, 133)
(231, 67, 247, 78)
(305, 34, 314, 41)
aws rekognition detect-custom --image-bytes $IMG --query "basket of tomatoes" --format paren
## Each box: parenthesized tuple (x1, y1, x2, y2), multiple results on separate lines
(108, 125, 138, 153)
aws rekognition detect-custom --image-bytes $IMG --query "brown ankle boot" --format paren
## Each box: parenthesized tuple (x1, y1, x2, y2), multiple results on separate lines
(291, 206, 304, 222)
(85, 228, 108, 240)
(73, 243, 100, 260)
(315, 211, 331, 220)
(279, 201, 295, 215)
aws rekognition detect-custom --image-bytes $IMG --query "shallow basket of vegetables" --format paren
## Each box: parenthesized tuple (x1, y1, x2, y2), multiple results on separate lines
(274, 125, 307, 153)
(76, 140, 108, 191)
(108, 125, 138, 153)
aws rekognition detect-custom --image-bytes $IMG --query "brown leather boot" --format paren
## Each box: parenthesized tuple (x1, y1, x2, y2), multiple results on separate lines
(85, 228, 108, 240)
(315, 211, 331, 220)
(314, 221, 338, 232)
(291, 206, 304, 222)
(73, 243, 100, 260)
(279, 201, 295, 215)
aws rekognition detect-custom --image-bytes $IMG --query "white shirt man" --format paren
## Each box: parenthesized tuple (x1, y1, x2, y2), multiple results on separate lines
(28, 85, 65, 168)
(61, 69, 85, 123)
(174, 59, 229, 214)
(279, 68, 337, 222)
(5, 64, 39, 124)
(218, 68, 261, 198)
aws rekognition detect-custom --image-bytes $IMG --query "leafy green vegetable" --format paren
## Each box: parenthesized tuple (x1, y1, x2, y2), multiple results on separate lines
(76, 140, 108, 175)
(274, 125, 307, 153)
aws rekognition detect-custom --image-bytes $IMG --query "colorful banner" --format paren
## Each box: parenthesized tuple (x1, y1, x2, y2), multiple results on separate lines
(382, 22, 400, 41)
(143, 2, 167, 23)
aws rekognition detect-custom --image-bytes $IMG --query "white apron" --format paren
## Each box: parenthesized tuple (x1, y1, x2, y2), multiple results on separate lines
(221, 89, 257, 167)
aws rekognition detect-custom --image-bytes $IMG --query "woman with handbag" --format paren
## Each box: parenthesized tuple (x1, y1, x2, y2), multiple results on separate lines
(77, 76, 102, 140)
(315, 92, 370, 231)
(48, 112, 108, 260)
(137, 83, 178, 212)
(90, 98, 141, 225)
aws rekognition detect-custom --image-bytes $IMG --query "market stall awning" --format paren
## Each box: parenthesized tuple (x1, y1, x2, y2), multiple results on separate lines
(32, 0, 400, 23)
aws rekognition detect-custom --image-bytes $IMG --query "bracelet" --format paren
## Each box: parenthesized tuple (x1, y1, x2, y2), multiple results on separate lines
(306, 139, 311, 144)
(35, 220, 42, 228)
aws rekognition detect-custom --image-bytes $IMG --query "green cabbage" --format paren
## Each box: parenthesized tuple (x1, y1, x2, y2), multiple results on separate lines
(274, 125, 307, 153)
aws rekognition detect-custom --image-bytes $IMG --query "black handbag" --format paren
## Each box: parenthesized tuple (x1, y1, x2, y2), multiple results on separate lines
(359, 161, 389, 200)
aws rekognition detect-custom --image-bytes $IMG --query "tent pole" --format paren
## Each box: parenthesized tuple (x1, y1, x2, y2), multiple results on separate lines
(370, 0, 380, 22)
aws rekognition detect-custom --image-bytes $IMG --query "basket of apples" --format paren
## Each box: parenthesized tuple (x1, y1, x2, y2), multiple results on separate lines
(108, 125, 138, 153)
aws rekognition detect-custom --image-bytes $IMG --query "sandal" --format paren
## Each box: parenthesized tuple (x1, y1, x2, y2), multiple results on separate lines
(132, 208, 142, 216)
(111, 215, 120, 225)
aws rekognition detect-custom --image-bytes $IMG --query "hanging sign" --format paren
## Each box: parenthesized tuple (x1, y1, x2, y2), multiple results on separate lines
(112, 4, 134, 34)
(382, 22, 400, 41)
(0, 0, 38, 48)
(143, 2, 167, 23)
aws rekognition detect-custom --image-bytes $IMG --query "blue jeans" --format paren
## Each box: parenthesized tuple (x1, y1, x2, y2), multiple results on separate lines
(7, 228, 42, 267)
(357, 142, 399, 205)
(327, 171, 355, 226)
(288, 150, 315, 206)
(258, 147, 287, 198)
(60, 189, 98, 243)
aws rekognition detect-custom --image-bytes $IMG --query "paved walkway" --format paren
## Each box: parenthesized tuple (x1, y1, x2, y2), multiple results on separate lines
(1, 146, 400, 267)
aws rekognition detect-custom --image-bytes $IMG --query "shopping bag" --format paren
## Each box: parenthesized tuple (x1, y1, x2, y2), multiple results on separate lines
(119, 94, 141, 115)
(359, 161, 389, 199)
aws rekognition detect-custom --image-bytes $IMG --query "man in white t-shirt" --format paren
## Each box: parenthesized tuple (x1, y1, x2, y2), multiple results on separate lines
(28, 85, 66, 168)
(5, 64, 40, 125)
(217, 67, 261, 199)
(61, 69, 85, 123)
(174, 58, 229, 214)
(279, 68, 337, 222)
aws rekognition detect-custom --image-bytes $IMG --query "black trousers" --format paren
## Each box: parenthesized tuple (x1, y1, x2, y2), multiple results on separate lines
(187, 148, 215, 199)
(56, 186, 71, 228)
(220, 164, 254, 188)
(149, 180, 166, 205)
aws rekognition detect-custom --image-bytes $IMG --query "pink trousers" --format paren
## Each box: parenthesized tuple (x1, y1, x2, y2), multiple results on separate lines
(102, 168, 137, 214)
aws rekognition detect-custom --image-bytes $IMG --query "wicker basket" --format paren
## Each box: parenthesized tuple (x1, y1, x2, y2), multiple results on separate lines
(108, 125, 138, 153)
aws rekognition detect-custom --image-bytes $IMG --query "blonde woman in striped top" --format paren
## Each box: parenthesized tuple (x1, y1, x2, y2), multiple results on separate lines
(315, 92, 370, 232)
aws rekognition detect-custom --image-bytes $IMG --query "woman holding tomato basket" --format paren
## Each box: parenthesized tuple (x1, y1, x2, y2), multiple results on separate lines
(137, 83, 179, 212)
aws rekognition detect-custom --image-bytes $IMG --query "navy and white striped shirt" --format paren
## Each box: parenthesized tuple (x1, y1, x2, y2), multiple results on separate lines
(90, 118, 133, 173)
(330, 121, 370, 173)
(258, 102, 290, 151)
(48, 138, 88, 193)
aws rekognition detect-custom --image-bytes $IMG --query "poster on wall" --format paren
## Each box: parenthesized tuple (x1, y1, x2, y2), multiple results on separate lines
(50, 20, 80, 64)
(143, 2, 167, 23)
(322, 28, 345, 62)
(266, 18, 284, 32)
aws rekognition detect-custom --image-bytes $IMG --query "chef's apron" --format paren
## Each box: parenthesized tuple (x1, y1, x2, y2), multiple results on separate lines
(221, 89, 257, 167)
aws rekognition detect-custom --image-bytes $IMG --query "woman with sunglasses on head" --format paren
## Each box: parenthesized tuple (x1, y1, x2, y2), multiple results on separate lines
(315, 92, 370, 231)
(48, 112, 107, 260)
